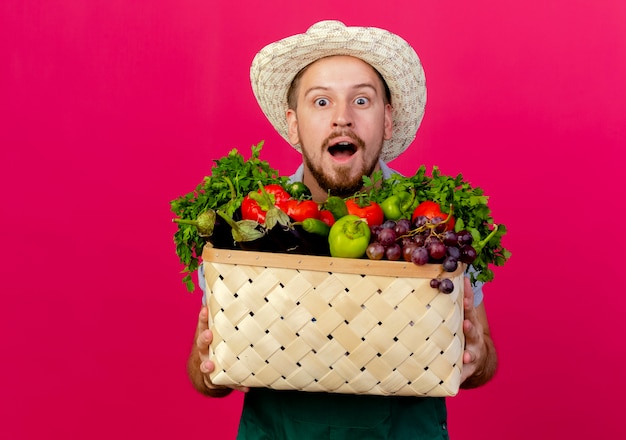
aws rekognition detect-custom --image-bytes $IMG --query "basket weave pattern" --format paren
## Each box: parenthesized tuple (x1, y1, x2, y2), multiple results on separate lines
(202, 246, 465, 397)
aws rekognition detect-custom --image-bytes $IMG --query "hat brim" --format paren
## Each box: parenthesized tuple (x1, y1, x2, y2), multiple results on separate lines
(250, 20, 426, 162)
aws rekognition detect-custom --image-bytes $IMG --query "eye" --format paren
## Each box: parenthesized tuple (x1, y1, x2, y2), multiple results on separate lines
(354, 97, 369, 105)
(314, 98, 329, 107)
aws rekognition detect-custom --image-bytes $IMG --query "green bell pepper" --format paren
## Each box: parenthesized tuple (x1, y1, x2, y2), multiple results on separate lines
(380, 190, 415, 220)
(324, 196, 349, 220)
(328, 214, 371, 258)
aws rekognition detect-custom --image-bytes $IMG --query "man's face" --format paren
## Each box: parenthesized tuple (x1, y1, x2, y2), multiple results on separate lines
(286, 55, 393, 200)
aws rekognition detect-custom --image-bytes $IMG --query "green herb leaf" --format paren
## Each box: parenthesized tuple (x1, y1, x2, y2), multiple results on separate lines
(170, 141, 288, 292)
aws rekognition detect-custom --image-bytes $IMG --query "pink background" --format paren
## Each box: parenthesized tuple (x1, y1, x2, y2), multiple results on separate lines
(2, 1, 624, 438)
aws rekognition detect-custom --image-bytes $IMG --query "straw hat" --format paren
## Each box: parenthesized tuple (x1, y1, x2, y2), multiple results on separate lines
(250, 20, 426, 162)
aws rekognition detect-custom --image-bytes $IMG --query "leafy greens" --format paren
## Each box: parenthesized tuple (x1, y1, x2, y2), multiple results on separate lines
(170, 142, 287, 291)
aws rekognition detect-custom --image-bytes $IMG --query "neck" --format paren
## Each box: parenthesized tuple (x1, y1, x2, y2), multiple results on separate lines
(303, 173, 330, 203)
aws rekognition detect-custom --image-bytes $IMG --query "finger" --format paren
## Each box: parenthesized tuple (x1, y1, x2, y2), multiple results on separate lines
(201, 363, 248, 394)
(463, 277, 474, 311)
(196, 329, 213, 354)
(460, 349, 478, 382)
(463, 349, 476, 365)
(463, 317, 473, 333)
(232, 385, 250, 393)
(200, 359, 215, 374)
(197, 306, 209, 331)
(463, 317, 478, 344)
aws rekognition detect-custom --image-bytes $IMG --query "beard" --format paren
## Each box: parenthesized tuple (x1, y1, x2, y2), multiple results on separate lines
(302, 131, 382, 198)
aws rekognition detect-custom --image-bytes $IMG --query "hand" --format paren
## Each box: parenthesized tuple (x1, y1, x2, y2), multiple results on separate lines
(188, 306, 249, 396)
(459, 277, 497, 388)
(195, 306, 219, 388)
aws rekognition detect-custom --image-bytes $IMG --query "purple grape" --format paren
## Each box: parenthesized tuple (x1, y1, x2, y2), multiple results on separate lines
(411, 247, 429, 265)
(427, 238, 446, 260)
(457, 230, 473, 245)
(377, 228, 397, 247)
(430, 278, 441, 289)
(446, 246, 461, 260)
(438, 279, 454, 294)
(400, 236, 415, 248)
(413, 233, 427, 247)
(381, 220, 397, 230)
(395, 218, 411, 236)
(385, 243, 402, 261)
(442, 256, 459, 272)
(366, 242, 385, 260)
(430, 216, 447, 233)
(413, 215, 428, 229)
(424, 235, 437, 247)
(460, 245, 477, 264)
(402, 241, 419, 262)
(430, 216, 443, 225)
(442, 230, 458, 246)
(370, 224, 382, 241)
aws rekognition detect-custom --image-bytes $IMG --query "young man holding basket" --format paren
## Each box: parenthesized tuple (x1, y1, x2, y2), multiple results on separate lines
(188, 20, 497, 439)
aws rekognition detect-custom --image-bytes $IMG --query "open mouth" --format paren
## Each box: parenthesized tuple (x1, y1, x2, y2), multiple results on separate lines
(328, 141, 357, 158)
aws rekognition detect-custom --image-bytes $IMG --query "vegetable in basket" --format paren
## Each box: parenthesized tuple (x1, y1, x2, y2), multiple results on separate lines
(241, 184, 291, 224)
(170, 142, 288, 291)
(380, 190, 415, 220)
(323, 195, 349, 221)
(285, 181, 312, 199)
(412, 200, 455, 231)
(279, 199, 320, 222)
(366, 166, 511, 285)
(328, 215, 371, 258)
(345, 198, 384, 226)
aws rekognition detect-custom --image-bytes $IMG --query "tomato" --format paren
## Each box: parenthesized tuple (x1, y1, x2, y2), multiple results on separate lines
(345, 199, 384, 226)
(411, 201, 455, 231)
(328, 215, 371, 258)
(279, 199, 320, 222)
(241, 184, 291, 224)
(318, 210, 336, 227)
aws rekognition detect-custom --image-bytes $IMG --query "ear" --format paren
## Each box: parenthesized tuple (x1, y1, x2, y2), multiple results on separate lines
(383, 104, 393, 140)
(286, 109, 300, 145)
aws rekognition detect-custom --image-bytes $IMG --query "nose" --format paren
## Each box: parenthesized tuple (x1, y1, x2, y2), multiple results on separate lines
(332, 102, 353, 128)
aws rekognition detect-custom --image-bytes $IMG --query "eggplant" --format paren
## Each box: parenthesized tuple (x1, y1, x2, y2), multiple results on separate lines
(237, 223, 273, 252)
(267, 223, 330, 256)
(208, 214, 238, 250)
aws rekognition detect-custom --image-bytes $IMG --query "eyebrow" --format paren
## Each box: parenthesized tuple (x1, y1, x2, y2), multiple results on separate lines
(303, 83, 379, 99)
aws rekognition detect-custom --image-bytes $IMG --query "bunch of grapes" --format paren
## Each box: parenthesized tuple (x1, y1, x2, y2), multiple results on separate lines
(366, 216, 477, 294)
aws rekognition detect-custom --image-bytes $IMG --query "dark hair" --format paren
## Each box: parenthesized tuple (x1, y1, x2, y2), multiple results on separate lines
(287, 58, 392, 111)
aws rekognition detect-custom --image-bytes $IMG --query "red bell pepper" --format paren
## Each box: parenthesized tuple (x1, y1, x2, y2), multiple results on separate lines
(279, 199, 320, 222)
(241, 184, 291, 224)
(345, 198, 384, 226)
(318, 209, 336, 227)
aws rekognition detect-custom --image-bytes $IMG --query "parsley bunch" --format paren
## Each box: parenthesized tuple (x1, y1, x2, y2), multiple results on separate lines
(367, 166, 511, 284)
(170, 142, 288, 291)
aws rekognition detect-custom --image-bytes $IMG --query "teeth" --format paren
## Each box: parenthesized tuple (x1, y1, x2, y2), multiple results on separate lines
(337, 142, 350, 146)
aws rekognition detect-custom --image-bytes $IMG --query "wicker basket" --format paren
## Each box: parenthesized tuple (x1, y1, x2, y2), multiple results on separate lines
(202, 245, 465, 397)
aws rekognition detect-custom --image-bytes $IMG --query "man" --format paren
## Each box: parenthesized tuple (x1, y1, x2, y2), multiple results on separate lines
(188, 21, 497, 439)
